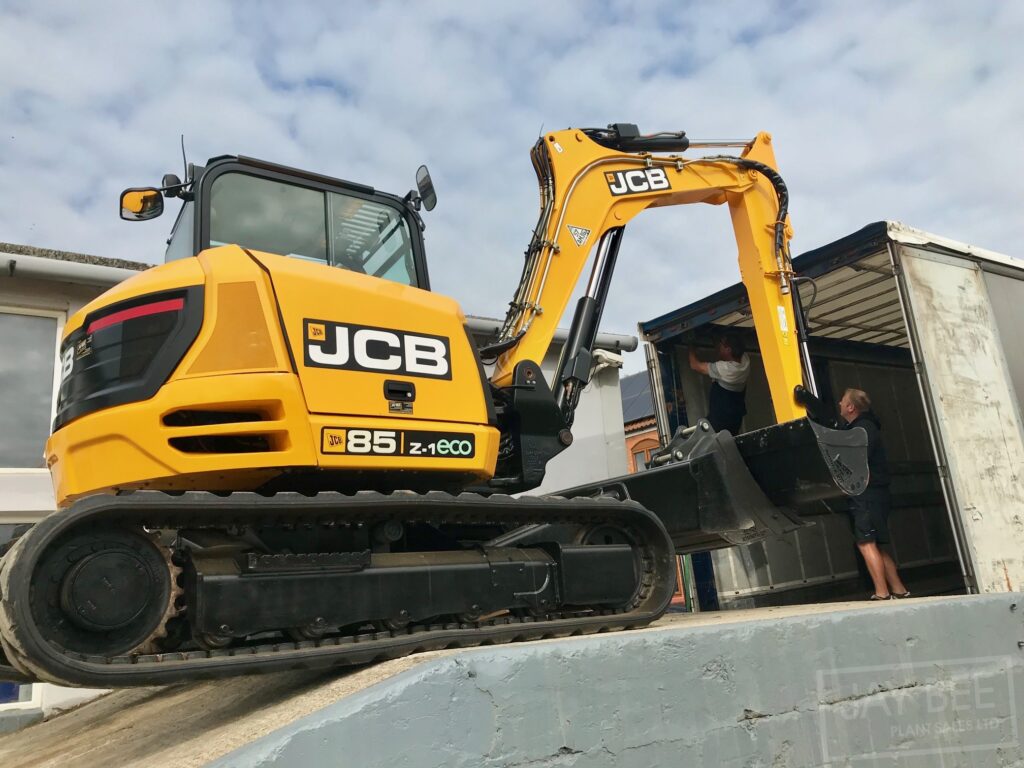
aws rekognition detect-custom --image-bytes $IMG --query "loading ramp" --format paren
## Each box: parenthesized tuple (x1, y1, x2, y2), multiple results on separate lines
(2, 595, 1021, 767)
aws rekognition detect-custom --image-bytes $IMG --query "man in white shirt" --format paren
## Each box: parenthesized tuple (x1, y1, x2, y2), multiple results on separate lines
(688, 332, 751, 434)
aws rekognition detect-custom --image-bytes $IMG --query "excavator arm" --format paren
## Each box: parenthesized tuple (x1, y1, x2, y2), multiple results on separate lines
(484, 125, 866, 545)
(489, 124, 810, 426)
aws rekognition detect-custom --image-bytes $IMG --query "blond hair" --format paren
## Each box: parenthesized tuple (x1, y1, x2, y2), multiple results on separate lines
(844, 388, 871, 413)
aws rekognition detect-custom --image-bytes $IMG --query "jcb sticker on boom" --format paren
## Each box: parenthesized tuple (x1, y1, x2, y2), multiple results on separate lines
(321, 427, 475, 458)
(605, 168, 671, 196)
(304, 319, 452, 380)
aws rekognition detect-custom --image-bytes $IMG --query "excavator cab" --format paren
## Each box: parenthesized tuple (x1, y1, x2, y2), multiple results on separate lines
(148, 156, 434, 288)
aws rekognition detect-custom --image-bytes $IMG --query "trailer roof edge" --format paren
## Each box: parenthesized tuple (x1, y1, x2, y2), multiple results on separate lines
(640, 221, 1023, 344)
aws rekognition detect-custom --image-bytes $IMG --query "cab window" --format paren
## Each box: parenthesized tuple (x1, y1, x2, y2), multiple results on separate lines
(210, 174, 326, 263)
(208, 172, 418, 286)
(328, 192, 417, 286)
(164, 201, 195, 262)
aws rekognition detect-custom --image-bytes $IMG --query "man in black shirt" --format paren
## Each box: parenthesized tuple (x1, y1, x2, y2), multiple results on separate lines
(839, 388, 910, 600)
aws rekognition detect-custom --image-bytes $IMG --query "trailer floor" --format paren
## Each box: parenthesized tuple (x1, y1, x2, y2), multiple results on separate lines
(1, 596, 1020, 768)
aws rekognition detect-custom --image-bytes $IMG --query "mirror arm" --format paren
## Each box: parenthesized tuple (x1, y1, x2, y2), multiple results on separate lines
(161, 182, 193, 201)
(402, 191, 426, 231)
(402, 189, 422, 212)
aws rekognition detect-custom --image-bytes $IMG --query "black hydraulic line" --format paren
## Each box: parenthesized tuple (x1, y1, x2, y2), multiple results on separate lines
(704, 156, 790, 281)
(788, 285, 819, 399)
(701, 155, 820, 408)
(480, 138, 555, 360)
(582, 125, 691, 153)
(791, 274, 819, 314)
(477, 331, 523, 361)
(789, 275, 821, 403)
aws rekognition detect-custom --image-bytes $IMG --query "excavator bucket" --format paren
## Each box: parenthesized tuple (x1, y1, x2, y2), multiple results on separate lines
(558, 418, 868, 552)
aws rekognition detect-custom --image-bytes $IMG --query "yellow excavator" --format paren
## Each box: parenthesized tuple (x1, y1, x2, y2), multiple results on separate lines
(0, 124, 866, 686)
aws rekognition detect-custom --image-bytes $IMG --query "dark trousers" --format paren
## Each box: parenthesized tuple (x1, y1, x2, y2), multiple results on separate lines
(708, 382, 746, 434)
(691, 551, 720, 611)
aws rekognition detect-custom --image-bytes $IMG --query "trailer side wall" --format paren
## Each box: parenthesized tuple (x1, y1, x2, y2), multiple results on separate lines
(897, 244, 1024, 593)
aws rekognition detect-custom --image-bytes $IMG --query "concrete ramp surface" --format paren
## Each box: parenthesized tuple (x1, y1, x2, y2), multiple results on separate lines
(0, 656, 438, 768)
(1, 596, 1022, 767)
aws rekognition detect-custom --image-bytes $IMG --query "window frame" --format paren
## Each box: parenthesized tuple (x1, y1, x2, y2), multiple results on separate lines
(0, 305, 65, 474)
(631, 447, 650, 471)
(163, 200, 196, 263)
(629, 436, 661, 473)
(0, 680, 43, 711)
(195, 159, 430, 290)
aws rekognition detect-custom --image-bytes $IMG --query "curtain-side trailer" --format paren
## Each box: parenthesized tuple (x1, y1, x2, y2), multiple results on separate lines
(642, 221, 1024, 604)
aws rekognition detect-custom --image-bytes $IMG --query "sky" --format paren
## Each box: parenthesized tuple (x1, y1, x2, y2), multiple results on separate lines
(2, 0, 1022, 373)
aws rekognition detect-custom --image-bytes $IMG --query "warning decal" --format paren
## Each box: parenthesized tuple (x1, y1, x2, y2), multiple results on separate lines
(567, 225, 591, 247)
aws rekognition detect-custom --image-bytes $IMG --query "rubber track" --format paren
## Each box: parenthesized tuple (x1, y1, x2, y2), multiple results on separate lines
(0, 490, 676, 687)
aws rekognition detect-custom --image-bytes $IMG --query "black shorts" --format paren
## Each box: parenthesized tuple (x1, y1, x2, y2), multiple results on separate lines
(849, 488, 891, 544)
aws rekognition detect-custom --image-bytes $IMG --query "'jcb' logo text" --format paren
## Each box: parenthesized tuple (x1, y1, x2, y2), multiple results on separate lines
(304, 319, 451, 380)
(605, 168, 671, 196)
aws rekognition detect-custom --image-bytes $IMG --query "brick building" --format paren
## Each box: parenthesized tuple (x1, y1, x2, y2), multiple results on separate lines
(620, 371, 659, 472)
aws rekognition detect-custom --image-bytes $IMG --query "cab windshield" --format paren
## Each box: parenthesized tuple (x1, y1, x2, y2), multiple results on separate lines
(207, 172, 419, 287)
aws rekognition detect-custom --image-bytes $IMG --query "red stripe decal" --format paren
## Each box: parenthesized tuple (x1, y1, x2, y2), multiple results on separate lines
(86, 298, 184, 334)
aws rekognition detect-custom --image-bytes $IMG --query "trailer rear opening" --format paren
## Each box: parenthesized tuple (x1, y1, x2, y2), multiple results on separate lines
(641, 221, 1024, 606)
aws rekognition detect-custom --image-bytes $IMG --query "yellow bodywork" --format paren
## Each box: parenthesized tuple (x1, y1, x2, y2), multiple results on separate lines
(47, 245, 499, 506)
(492, 129, 807, 423)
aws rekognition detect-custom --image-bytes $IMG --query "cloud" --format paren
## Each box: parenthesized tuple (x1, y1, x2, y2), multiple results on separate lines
(1, 0, 1021, 374)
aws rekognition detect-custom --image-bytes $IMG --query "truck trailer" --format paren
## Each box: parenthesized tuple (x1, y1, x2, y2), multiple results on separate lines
(642, 221, 1024, 603)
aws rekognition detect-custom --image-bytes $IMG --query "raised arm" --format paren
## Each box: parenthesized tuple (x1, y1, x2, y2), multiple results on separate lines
(486, 124, 809, 426)
(688, 347, 710, 376)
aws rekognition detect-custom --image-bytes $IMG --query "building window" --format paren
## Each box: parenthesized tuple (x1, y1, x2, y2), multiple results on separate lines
(632, 448, 650, 471)
(0, 682, 32, 705)
(0, 308, 63, 469)
(0, 307, 63, 715)
(628, 436, 661, 473)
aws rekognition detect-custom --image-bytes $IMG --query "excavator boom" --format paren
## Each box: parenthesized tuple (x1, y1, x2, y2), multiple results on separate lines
(491, 126, 806, 424)
(481, 124, 866, 556)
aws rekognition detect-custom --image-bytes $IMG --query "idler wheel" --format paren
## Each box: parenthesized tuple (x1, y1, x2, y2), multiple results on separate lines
(31, 527, 172, 657)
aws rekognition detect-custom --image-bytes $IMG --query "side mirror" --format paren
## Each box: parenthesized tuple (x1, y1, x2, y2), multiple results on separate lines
(415, 165, 436, 212)
(120, 187, 164, 221)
